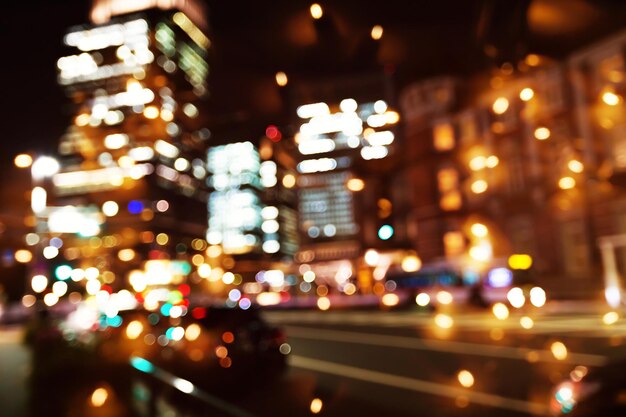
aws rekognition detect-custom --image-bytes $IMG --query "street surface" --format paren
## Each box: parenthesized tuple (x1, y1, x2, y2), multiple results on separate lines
(257, 307, 626, 417)
(2, 305, 626, 417)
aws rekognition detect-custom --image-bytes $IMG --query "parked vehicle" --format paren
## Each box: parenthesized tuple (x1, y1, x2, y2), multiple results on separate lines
(96, 305, 289, 391)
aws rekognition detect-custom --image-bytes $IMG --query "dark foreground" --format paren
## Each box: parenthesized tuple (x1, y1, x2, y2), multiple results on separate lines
(2, 306, 626, 417)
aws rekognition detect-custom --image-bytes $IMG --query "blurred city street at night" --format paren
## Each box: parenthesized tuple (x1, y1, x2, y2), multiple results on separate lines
(4, 1, 626, 416)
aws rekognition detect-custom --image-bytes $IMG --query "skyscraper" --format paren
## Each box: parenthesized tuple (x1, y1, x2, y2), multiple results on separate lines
(204, 128, 300, 285)
(294, 97, 400, 290)
(31, 0, 211, 306)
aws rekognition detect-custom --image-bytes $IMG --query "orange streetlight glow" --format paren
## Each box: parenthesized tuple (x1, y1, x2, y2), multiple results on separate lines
(558, 177, 576, 190)
(534, 127, 551, 140)
(310, 3, 323, 19)
(492, 97, 509, 114)
(471, 180, 488, 194)
(14, 154, 33, 168)
(520, 88, 534, 101)
(602, 91, 620, 106)
(371, 25, 383, 40)
(275, 71, 288, 87)
(346, 178, 365, 191)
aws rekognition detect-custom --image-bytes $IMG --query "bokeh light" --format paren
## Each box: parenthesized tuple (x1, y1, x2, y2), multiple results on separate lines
(457, 370, 474, 388)
(492, 303, 509, 320)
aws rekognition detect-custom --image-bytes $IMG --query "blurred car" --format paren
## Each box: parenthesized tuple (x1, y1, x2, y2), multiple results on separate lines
(96, 305, 289, 390)
(391, 258, 517, 307)
(551, 360, 626, 416)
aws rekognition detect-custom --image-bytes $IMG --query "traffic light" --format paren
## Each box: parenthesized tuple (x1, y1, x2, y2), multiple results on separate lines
(376, 198, 393, 241)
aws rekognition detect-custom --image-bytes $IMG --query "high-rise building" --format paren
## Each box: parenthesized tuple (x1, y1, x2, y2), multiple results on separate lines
(293, 97, 400, 289)
(30, 0, 212, 306)
(258, 128, 300, 260)
(204, 127, 299, 285)
(206, 141, 264, 255)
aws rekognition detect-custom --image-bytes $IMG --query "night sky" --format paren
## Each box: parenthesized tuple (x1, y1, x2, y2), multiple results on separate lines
(2, 0, 626, 177)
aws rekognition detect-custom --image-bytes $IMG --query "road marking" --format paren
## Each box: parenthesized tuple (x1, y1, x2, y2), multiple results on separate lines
(290, 355, 549, 415)
(266, 311, 626, 338)
(286, 326, 607, 366)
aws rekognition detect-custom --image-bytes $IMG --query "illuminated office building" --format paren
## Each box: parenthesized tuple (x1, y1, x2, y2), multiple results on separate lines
(205, 133, 299, 264)
(206, 142, 263, 255)
(259, 131, 300, 259)
(203, 132, 299, 299)
(30, 0, 212, 304)
(294, 98, 400, 281)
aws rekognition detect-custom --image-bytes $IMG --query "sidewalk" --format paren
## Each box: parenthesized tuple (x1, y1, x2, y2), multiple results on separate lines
(0, 326, 29, 417)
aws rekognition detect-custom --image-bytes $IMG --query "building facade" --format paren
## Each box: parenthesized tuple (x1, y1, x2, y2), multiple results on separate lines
(398, 31, 626, 297)
(28, 0, 215, 307)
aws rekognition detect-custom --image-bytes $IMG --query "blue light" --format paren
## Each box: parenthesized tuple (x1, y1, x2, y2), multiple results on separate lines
(239, 298, 251, 310)
(128, 200, 144, 214)
(160, 303, 173, 317)
(50, 237, 63, 248)
(487, 268, 513, 288)
(55, 265, 73, 280)
(228, 289, 241, 302)
(378, 224, 394, 240)
(462, 270, 480, 286)
(106, 315, 123, 328)
(130, 356, 155, 374)
(2, 250, 12, 265)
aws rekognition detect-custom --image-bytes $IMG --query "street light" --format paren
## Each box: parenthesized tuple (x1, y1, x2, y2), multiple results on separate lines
(310, 3, 323, 19)
(519, 88, 534, 101)
(14, 154, 33, 168)
(275, 71, 288, 87)
(364, 249, 379, 266)
(371, 25, 383, 41)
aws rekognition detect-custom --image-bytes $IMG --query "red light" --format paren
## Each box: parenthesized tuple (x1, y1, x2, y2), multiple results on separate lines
(178, 284, 191, 296)
(266, 125, 282, 142)
(192, 307, 206, 319)
(148, 250, 167, 259)
(101, 285, 113, 294)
